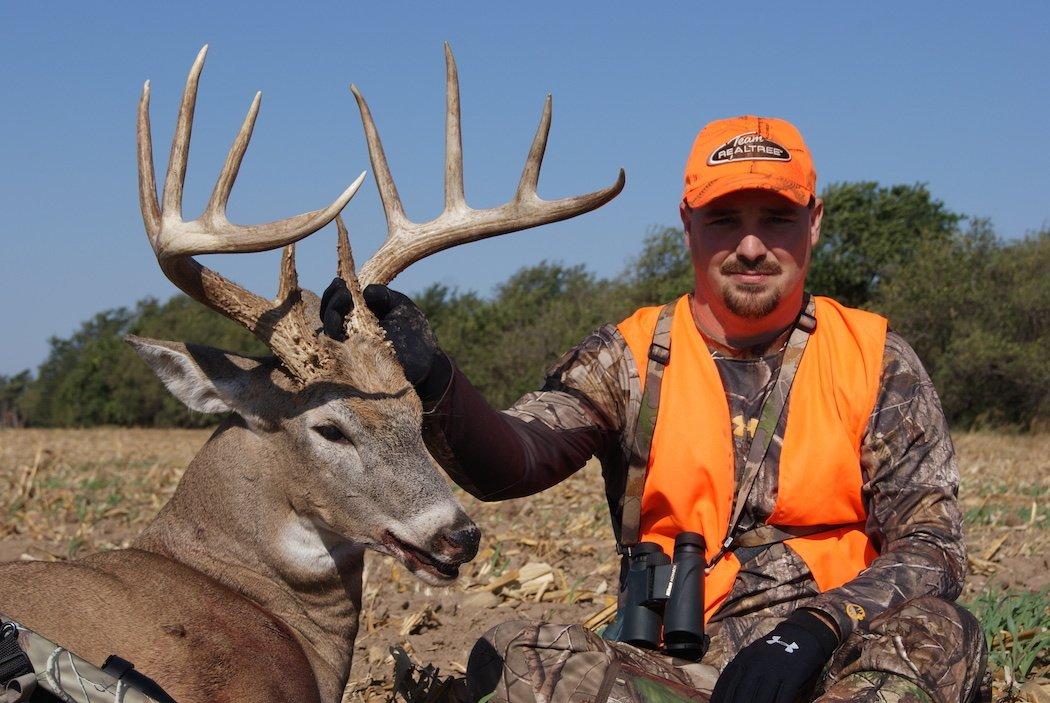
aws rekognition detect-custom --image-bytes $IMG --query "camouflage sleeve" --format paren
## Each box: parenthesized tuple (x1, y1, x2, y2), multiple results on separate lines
(421, 325, 633, 501)
(802, 330, 967, 640)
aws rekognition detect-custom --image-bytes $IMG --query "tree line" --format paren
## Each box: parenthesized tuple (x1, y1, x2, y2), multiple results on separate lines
(2, 182, 1046, 430)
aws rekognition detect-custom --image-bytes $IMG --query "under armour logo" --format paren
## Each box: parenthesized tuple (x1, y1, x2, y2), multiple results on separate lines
(732, 414, 758, 439)
(766, 635, 799, 653)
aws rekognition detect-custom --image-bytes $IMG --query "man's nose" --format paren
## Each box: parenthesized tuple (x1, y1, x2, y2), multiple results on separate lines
(736, 234, 769, 264)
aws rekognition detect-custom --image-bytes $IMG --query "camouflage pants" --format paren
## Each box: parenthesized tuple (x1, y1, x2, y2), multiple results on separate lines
(465, 596, 989, 703)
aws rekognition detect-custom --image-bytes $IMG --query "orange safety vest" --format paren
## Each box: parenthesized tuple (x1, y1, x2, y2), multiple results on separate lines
(616, 295, 887, 621)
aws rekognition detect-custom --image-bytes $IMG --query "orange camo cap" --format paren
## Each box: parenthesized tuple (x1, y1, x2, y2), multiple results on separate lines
(682, 115, 816, 210)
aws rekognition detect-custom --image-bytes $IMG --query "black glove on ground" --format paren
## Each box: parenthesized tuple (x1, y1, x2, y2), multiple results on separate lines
(710, 610, 838, 703)
(319, 279, 452, 401)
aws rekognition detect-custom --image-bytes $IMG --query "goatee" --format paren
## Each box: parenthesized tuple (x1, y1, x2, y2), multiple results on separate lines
(719, 258, 783, 318)
(721, 284, 781, 318)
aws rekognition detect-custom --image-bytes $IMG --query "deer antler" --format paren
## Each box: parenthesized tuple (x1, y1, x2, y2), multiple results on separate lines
(137, 46, 365, 381)
(352, 43, 625, 287)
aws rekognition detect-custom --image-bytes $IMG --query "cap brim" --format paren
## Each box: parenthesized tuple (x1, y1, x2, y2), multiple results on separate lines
(683, 172, 812, 210)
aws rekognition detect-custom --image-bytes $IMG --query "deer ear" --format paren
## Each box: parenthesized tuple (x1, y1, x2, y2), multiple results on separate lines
(125, 335, 265, 418)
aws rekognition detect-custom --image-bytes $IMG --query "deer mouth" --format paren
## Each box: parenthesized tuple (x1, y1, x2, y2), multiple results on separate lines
(381, 530, 461, 583)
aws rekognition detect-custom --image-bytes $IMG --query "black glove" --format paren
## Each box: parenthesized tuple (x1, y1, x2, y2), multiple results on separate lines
(319, 279, 452, 400)
(710, 610, 838, 703)
(319, 278, 354, 342)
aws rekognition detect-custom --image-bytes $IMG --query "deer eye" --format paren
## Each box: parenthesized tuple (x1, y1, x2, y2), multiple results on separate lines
(314, 424, 351, 444)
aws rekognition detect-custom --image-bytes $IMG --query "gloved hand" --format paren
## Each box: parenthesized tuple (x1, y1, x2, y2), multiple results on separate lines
(710, 610, 838, 703)
(319, 279, 452, 400)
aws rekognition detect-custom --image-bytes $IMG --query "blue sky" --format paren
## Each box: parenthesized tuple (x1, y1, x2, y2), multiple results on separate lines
(2, 2, 1047, 375)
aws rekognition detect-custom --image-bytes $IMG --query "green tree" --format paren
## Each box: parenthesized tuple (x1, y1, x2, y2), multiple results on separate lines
(20, 307, 136, 426)
(625, 225, 692, 306)
(423, 262, 630, 407)
(0, 370, 32, 427)
(874, 227, 1049, 428)
(21, 296, 265, 427)
(811, 182, 963, 307)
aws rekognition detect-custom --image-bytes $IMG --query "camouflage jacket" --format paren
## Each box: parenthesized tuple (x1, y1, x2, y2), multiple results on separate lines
(421, 300, 966, 642)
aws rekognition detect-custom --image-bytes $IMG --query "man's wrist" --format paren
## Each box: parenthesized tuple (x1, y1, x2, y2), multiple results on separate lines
(416, 350, 453, 407)
(785, 609, 840, 659)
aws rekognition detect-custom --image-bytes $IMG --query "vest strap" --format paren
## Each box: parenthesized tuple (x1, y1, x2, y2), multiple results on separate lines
(729, 521, 861, 549)
(618, 301, 675, 549)
(726, 520, 867, 566)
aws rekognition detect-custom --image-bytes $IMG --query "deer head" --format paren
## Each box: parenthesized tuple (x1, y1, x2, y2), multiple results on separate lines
(131, 44, 623, 585)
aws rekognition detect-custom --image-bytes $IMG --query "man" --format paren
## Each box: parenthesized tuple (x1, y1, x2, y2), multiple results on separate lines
(334, 116, 987, 702)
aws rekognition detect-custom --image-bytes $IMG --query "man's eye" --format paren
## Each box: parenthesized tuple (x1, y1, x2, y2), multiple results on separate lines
(314, 425, 351, 444)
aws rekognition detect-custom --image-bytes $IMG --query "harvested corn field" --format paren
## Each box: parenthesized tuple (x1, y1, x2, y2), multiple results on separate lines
(1, 428, 1047, 701)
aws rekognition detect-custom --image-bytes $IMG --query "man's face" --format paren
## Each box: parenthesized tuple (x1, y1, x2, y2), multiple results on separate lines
(682, 189, 822, 320)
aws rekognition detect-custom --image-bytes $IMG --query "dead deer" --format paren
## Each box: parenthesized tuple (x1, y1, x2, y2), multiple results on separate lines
(0, 45, 622, 702)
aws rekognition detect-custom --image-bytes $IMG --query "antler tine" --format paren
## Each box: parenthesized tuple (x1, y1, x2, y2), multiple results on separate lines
(335, 216, 382, 336)
(204, 90, 261, 223)
(515, 94, 552, 203)
(192, 171, 364, 256)
(336, 216, 367, 312)
(162, 45, 208, 222)
(137, 79, 162, 237)
(355, 45, 625, 287)
(443, 42, 466, 212)
(335, 215, 356, 285)
(255, 242, 336, 377)
(350, 84, 408, 233)
(276, 244, 299, 302)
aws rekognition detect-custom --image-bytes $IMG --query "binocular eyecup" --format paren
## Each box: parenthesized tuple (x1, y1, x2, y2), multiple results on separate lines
(613, 532, 709, 661)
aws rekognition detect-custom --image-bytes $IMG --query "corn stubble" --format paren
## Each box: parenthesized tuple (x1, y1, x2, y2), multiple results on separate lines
(1, 428, 1046, 702)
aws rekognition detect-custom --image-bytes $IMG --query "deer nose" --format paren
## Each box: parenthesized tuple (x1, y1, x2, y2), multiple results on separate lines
(432, 519, 480, 563)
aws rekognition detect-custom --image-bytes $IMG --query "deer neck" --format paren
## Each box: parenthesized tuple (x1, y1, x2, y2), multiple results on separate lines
(134, 420, 363, 700)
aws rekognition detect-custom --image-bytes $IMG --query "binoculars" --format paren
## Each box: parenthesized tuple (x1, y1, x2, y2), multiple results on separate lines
(611, 532, 709, 661)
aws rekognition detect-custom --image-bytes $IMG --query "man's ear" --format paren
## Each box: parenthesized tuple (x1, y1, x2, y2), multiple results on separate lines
(680, 203, 694, 250)
(125, 335, 273, 426)
(809, 198, 824, 247)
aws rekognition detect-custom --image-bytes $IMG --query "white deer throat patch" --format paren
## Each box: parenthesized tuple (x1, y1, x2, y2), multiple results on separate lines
(277, 517, 339, 576)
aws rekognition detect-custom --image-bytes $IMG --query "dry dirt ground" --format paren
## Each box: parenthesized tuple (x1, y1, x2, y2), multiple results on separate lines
(1, 428, 1047, 702)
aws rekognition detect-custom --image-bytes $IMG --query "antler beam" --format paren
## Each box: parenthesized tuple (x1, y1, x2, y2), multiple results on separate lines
(352, 43, 625, 287)
(137, 46, 365, 380)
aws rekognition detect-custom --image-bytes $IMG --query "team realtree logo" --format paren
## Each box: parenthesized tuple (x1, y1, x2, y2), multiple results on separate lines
(707, 132, 791, 165)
